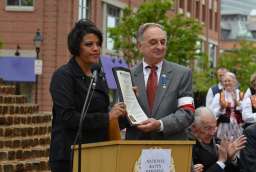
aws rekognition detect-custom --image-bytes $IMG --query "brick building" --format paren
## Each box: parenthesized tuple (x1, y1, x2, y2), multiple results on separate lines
(220, 0, 256, 51)
(173, 0, 221, 68)
(0, 0, 221, 112)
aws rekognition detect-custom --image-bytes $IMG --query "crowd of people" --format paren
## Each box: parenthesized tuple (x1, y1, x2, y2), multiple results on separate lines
(198, 68, 256, 172)
(48, 19, 256, 172)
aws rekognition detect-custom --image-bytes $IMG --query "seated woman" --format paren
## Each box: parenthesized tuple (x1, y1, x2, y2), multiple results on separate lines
(210, 72, 243, 141)
(242, 73, 256, 128)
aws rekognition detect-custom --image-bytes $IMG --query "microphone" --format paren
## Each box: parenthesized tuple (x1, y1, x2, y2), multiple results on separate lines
(91, 64, 101, 86)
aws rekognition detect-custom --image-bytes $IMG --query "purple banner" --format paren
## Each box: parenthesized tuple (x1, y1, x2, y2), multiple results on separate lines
(0, 56, 35, 82)
(101, 55, 128, 89)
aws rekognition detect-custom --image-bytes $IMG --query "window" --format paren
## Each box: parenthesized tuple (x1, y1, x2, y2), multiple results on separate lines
(179, 0, 185, 9)
(78, 0, 91, 19)
(106, 4, 120, 50)
(221, 29, 231, 40)
(208, 43, 216, 68)
(202, 4, 206, 22)
(195, 1, 200, 19)
(209, 9, 213, 29)
(215, 12, 218, 32)
(6, 0, 34, 11)
(187, 0, 192, 14)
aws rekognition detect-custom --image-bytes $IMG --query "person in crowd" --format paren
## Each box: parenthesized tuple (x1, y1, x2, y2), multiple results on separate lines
(241, 73, 256, 128)
(240, 123, 256, 172)
(243, 73, 256, 99)
(190, 107, 246, 172)
(205, 68, 228, 108)
(120, 23, 194, 140)
(210, 72, 244, 140)
(49, 19, 126, 172)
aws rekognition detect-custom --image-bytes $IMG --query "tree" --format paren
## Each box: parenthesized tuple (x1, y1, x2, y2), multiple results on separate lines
(218, 40, 256, 91)
(108, 0, 202, 66)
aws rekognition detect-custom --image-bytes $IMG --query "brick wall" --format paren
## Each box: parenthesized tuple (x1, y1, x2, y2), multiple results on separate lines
(0, 79, 52, 172)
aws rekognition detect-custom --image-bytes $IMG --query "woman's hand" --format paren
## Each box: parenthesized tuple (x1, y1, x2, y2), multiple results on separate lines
(109, 102, 126, 121)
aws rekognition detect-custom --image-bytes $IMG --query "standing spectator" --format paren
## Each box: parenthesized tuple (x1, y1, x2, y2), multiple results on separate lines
(210, 72, 244, 140)
(120, 23, 194, 140)
(240, 124, 256, 172)
(243, 73, 256, 100)
(206, 68, 228, 108)
(241, 73, 256, 128)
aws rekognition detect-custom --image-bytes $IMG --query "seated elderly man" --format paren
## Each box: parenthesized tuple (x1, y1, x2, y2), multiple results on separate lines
(190, 107, 246, 172)
(240, 124, 256, 172)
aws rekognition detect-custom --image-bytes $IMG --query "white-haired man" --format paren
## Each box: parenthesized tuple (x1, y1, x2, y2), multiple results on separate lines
(190, 107, 246, 172)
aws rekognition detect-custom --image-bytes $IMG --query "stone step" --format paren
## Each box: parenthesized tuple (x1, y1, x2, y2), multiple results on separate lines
(0, 157, 50, 172)
(0, 95, 28, 104)
(0, 113, 52, 126)
(0, 85, 16, 95)
(0, 146, 50, 161)
(0, 124, 52, 138)
(0, 104, 39, 115)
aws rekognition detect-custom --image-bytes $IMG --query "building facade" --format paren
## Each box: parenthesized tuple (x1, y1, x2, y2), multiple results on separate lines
(0, 0, 221, 112)
(173, 0, 221, 68)
(220, 0, 256, 50)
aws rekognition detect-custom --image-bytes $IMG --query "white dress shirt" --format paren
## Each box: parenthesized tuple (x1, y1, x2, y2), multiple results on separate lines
(242, 97, 256, 123)
(206, 83, 223, 108)
(142, 60, 163, 86)
(142, 59, 164, 131)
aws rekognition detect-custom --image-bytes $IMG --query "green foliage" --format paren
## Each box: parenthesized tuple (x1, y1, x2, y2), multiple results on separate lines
(22, 0, 33, 6)
(167, 14, 202, 65)
(218, 40, 256, 91)
(108, 0, 216, 93)
(108, 0, 202, 66)
(192, 52, 217, 92)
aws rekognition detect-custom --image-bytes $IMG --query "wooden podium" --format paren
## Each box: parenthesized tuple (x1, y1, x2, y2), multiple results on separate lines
(73, 140, 195, 172)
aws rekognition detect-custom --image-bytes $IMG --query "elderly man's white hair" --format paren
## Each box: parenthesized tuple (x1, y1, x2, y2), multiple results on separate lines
(194, 106, 215, 125)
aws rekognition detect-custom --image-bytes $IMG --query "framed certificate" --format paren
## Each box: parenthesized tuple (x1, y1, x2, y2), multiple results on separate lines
(112, 67, 148, 125)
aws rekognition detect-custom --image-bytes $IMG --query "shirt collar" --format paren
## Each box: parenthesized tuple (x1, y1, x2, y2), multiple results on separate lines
(142, 60, 163, 70)
(69, 57, 86, 78)
(218, 82, 223, 89)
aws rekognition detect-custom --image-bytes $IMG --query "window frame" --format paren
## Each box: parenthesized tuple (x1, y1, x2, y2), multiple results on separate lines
(78, 0, 91, 20)
(101, 0, 127, 55)
(5, 0, 35, 12)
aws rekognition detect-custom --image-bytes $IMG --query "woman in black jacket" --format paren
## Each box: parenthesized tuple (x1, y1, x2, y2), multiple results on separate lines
(49, 19, 126, 172)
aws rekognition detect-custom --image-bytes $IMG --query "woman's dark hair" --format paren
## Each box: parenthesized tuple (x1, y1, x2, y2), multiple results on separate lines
(68, 19, 103, 56)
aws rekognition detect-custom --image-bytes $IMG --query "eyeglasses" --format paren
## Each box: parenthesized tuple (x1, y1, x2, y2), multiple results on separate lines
(201, 125, 217, 132)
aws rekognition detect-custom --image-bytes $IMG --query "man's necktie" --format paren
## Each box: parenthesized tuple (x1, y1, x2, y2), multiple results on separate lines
(146, 66, 157, 113)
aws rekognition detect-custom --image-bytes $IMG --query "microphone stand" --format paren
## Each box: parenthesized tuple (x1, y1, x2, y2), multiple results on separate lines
(72, 75, 97, 172)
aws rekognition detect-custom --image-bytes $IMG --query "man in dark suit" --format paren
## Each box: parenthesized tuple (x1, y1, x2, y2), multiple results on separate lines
(191, 107, 246, 172)
(240, 124, 256, 172)
(124, 23, 195, 140)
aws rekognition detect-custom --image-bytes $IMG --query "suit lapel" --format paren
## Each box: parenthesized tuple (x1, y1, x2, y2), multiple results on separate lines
(152, 60, 173, 115)
(132, 63, 150, 115)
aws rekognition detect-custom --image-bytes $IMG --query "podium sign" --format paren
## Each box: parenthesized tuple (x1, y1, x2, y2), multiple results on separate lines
(73, 140, 194, 172)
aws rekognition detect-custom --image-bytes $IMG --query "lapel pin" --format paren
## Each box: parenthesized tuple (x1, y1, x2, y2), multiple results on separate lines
(160, 74, 167, 88)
